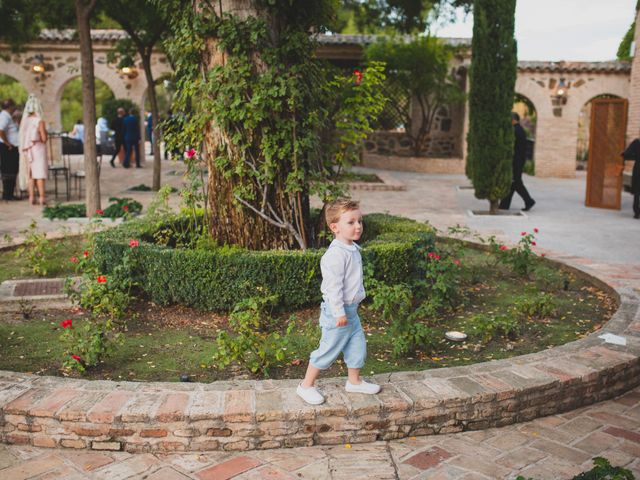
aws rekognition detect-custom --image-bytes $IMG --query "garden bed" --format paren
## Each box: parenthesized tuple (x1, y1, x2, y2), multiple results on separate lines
(0, 239, 616, 382)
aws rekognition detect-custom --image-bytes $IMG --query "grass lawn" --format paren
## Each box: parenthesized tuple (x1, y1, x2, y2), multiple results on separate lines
(0, 235, 86, 284)
(0, 240, 616, 382)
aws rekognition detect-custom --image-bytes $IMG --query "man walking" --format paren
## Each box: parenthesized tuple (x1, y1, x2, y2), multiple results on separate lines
(123, 108, 141, 169)
(500, 112, 535, 212)
(109, 107, 126, 167)
(0, 99, 19, 200)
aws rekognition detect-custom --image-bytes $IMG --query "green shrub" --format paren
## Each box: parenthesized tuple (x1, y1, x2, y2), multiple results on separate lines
(211, 296, 296, 376)
(14, 220, 53, 276)
(93, 213, 435, 312)
(466, 313, 520, 343)
(43, 198, 142, 220)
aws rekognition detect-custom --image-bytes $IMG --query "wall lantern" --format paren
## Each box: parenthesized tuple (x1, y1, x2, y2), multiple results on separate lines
(118, 65, 139, 79)
(31, 54, 46, 74)
(554, 78, 569, 104)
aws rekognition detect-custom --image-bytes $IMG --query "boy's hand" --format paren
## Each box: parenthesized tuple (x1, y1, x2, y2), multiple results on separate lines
(336, 315, 347, 327)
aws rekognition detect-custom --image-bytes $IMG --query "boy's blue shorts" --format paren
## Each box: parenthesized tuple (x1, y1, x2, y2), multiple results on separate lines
(309, 302, 366, 370)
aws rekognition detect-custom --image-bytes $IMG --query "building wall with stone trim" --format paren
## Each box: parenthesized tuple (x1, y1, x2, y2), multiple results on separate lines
(627, 8, 640, 140)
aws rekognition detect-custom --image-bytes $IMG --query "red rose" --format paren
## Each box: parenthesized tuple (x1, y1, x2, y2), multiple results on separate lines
(123, 205, 129, 212)
(531, 241, 536, 246)
(499, 245, 508, 251)
(533, 228, 539, 233)
(70, 256, 78, 263)
(521, 231, 526, 236)
(96, 209, 103, 215)
(428, 252, 435, 258)
(541, 253, 546, 257)
(187, 148, 197, 158)
(435, 255, 441, 261)
(83, 251, 89, 258)
(129, 239, 139, 248)
(453, 259, 461, 266)
(60, 319, 73, 328)
(354, 69, 363, 85)
(71, 355, 81, 362)
(97, 275, 107, 284)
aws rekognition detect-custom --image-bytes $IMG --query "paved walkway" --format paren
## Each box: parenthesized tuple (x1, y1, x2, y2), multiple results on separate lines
(1, 386, 639, 479)
(1, 165, 640, 478)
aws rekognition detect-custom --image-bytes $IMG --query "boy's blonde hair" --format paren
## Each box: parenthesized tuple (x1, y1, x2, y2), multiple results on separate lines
(325, 199, 360, 228)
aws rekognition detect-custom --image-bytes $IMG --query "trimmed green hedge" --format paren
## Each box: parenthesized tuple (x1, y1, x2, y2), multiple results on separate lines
(94, 213, 435, 311)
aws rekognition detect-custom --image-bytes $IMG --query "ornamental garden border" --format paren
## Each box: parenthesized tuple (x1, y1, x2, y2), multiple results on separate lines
(0, 243, 638, 453)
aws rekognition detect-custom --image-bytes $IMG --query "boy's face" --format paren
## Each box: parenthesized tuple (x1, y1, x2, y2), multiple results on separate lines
(330, 209, 363, 244)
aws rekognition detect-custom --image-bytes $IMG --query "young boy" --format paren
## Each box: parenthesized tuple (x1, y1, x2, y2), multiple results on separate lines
(296, 199, 381, 405)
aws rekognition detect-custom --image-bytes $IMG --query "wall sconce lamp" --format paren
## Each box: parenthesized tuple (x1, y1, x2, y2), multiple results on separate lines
(31, 54, 46, 74)
(118, 65, 139, 79)
(554, 78, 569, 104)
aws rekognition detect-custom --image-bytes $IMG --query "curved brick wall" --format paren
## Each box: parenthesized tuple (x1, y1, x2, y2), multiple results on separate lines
(0, 259, 638, 453)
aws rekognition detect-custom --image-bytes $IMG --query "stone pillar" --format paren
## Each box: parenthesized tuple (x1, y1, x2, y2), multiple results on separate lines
(626, 8, 640, 141)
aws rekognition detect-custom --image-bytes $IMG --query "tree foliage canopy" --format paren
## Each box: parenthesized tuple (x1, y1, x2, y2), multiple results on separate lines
(365, 35, 465, 154)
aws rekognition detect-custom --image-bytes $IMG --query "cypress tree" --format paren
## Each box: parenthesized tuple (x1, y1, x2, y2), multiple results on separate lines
(466, 0, 518, 214)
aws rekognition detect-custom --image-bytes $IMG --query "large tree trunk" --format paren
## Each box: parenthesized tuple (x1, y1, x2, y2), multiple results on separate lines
(141, 51, 162, 191)
(201, 0, 302, 250)
(75, 0, 100, 214)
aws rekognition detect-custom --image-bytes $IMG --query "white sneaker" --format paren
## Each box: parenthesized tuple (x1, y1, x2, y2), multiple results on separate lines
(296, 383, 325, 405)
(345, 380, 381, 394)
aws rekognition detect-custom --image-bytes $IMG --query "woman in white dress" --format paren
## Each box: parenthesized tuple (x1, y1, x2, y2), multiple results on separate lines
(19, 94, 48, 206)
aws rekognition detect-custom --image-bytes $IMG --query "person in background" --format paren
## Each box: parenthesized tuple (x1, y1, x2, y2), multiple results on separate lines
(19, 94, 48, 206)
(0, 98, 19, 200)
(145, 111, 153, 155)
(622, 139, 640, 219)
(70, 119, 84, 143)
(110, 107, 126, 167)
(123, 108, 141, 168)
(499, 112, 536, 212)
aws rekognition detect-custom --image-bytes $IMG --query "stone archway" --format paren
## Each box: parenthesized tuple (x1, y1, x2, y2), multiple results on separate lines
(55, 75, 117, 134)
(513, 92, 538, 172)
(0, 74, 29, 108)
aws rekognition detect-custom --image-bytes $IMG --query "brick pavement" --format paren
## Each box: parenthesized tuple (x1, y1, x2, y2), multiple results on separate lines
(0, 386, 638, 479)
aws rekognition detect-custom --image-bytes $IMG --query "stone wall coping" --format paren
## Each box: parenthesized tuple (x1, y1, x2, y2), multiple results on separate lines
(0, 248, 638, 453)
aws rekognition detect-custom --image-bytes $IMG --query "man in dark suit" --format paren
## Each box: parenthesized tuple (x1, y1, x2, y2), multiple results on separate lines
(109, 107, 126, 167)
(500, 112, 535, 211)
(622, 139, 640, 219)
(123, 108, 141, 168)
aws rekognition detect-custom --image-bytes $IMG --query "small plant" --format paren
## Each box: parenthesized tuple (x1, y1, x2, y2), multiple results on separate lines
(490, 229, 540, 276)
(516, 457, 635, 480)
(14, 220, 53, 276)
(515, 291, 558, 318)
(18, 298, 35, 320)
(59, 317, 121, 373)
(61, 232, 140, 373)
(43, 203, 86, 220)
(211, 296, 296, 376)
(466, 313, 520, 343)
(369, 280, 438, 358)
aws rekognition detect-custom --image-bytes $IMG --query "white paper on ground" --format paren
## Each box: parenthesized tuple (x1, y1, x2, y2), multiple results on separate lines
(598, 333, 627, 346)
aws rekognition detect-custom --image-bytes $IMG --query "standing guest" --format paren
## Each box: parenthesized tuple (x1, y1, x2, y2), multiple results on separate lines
(622, 139, 640, 219)
(123, 108, 141, 168)
(70, 119, 85, 143)
(19, 94, 48, 206)
(12, 109, 26, 195)
(0, 99, 19, 200)
(110, 107, 126, 167)
(145, 111, 153, 155)
(500, 112, 536, 212)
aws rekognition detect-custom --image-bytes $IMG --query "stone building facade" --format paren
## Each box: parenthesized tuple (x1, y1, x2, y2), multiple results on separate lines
(0, 30, 633, 178)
